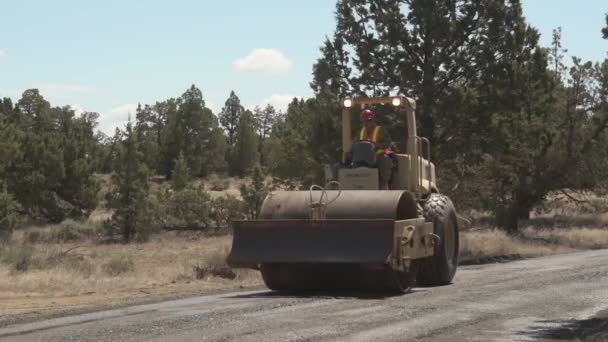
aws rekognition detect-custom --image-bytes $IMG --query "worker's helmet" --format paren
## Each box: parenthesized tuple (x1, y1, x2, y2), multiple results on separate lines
(360, 109, 374, 122)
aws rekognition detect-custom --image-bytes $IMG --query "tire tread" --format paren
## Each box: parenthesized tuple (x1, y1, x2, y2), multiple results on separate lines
(417, 193, 459, 286)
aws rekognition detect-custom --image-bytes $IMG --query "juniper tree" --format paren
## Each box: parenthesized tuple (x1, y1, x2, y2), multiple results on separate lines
(171, 152, 190, 191)
(231, 110, 259, 177)
(106, 120, 152, 242)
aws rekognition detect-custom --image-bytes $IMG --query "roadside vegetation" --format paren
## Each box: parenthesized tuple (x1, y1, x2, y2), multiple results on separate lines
(461, 192, 608, 258)
(0, 232, 260, 323)
(2, 184, 608, 322)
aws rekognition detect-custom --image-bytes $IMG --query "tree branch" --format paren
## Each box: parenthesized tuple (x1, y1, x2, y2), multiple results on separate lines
(560, 189, 589, 204)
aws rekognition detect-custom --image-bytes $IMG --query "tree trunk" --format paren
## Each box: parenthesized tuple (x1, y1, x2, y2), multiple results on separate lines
(518, 206, 530, 220)
(515, 190, 538, 221)
(496, 203, 520, 234)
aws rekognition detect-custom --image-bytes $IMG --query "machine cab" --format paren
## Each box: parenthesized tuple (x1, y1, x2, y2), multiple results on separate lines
(329, 96, 437, 197)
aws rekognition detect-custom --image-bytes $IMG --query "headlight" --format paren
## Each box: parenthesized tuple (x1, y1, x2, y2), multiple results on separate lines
(392, 97, 401, 107)
(343, 98, 352, 108)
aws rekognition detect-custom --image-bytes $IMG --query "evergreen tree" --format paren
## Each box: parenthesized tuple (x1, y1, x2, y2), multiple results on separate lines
(253, 104, 279, 165)
(204, 127, 228, 175)
(267, 100, 317, 185)
(0, 92, 99, 221)
(0, 100, 19, 237)
(11, 92, 66, 221)
(101, 128, 124, 173)
(57, 108, 100, 216)
(135, 103, 161, 173)
(266, 97, 340, 187)
(313, 0, 486, 152)
(105, 120, 152, 242)
(452, 2, 559, 231)
(171, 152, 190, 191)
(17, 89, 52, 132)
(550, 27, 568, 81)
(219, 90, 243, 147)
(0, 101, 23, 181)
(603, 13, 608, 39)
(231, 110, 259, 176)
(161, 85, 216, 177)
(460, 9, 608, 231)
(152, 98, 177, 172)
(0, 186, 18, 242)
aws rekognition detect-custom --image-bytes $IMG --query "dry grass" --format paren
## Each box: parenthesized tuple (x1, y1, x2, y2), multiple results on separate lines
(0, 234, 259, 297)
(460, 229, 575, 258)
(461, 206, 608, 258)
(0, 233, 261, 321)
(521, 226, 608, 250)
(87, 208, 112, 223)
(200, 175, 244, 199)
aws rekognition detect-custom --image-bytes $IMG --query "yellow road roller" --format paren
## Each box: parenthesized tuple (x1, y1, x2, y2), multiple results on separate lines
(227, 96, 459, 293)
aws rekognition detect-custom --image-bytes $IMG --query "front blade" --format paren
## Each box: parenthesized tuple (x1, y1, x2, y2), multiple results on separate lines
(227, 219, 395, 267)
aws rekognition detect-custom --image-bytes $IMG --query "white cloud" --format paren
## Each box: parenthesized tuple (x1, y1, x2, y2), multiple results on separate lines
(206, 100, 218, 114)
(37, 83, 95, 99)
(233, 48, 292, 74)
(259, 94, 300, 113)
(70, 104, 85, 116)
(0, 50, 4, 59)
(99, 103, 138, 135)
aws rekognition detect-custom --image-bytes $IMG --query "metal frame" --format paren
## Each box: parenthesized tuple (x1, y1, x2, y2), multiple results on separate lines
(340, 96, 430, 197)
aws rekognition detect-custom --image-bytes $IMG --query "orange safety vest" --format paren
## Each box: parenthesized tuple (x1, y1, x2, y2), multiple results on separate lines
(359, 126, 384, 155)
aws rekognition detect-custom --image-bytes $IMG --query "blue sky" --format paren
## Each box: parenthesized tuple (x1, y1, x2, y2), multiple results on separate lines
(0, 0, 606, 134)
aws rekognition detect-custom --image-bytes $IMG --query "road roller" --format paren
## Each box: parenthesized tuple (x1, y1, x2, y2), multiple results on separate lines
(227, 96, 459, 293)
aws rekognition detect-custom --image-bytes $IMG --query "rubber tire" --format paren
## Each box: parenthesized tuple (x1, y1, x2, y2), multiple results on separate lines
(417, 193, 459, 286)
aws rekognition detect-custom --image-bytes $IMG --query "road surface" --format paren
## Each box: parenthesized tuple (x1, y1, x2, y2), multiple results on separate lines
(2, 250, 608, 341)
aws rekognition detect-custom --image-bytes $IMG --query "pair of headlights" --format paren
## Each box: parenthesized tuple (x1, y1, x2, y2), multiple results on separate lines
(342, 97, 402, 108)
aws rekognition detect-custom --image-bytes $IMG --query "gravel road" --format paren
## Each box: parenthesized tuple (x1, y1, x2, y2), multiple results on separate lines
(2, 250, 608, 341)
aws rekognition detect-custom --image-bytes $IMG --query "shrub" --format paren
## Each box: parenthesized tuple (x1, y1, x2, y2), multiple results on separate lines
(192, 263, 236, 280)
(51, 220, 97, 243)
(25, 220, 99, 244)
(102, 256, 134, 276)
(208, 176, 230, 191)
(192, 248, 236, 280)
(210, 195, 245, 230)
(240, 165, 275, 219)
(39, 191, 76, 224)
(160, 186, 212, 230)
(1, 244, 34, 272)
(23, 230, 42, 244)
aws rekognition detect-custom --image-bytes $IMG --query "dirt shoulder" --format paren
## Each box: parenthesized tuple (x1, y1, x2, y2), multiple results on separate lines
(0, 280, 262, 327)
